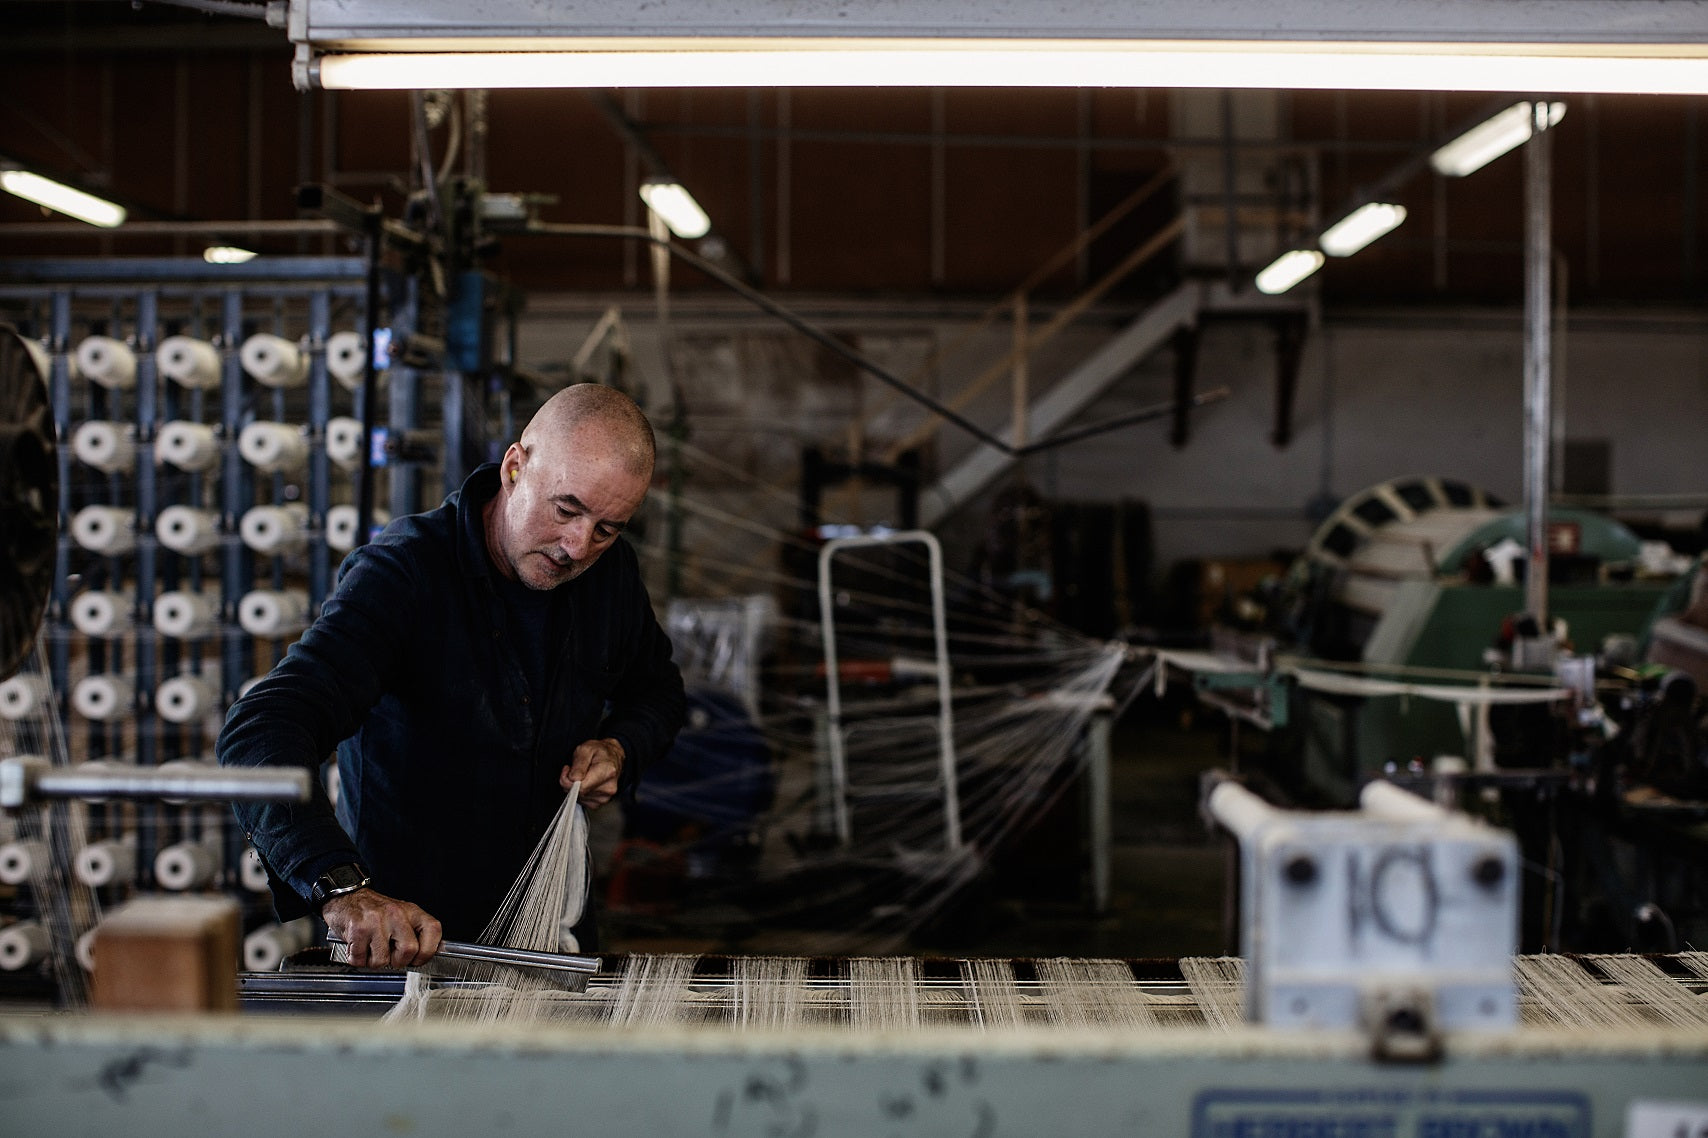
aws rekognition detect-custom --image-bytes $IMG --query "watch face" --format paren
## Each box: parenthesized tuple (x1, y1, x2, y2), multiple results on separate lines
(321, 864, 366, 892)
(327, 864, 368, 888)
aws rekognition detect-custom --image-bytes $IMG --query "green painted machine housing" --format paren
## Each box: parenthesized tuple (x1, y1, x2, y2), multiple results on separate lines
(1296, 506, 1668, 806)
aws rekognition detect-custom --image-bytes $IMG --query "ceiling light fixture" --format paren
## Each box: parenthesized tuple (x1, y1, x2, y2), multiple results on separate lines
(638, 180, 711, 240)
(1431, 101, 1566, 177)
(1254, 249, 1326, 296)
(305, 45, 1708, 95)
(0, 168, 126, 228)
(203, 245, 259, 264)
(1319, 203, 1408, 257)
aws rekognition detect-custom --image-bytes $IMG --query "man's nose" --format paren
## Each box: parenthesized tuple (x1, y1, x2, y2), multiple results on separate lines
(559, 517, 593, 559)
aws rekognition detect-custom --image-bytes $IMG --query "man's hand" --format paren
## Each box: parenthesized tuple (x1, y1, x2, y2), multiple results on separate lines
(321, 888, 443, 968)
(560, 737, 624, 807)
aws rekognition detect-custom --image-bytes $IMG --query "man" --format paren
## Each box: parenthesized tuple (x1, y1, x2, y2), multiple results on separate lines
(218, 384, 685, 968)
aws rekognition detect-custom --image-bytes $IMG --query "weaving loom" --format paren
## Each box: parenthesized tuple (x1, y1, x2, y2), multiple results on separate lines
(5, 950, 1707, 1138)
(249, 950, 1708, 1034)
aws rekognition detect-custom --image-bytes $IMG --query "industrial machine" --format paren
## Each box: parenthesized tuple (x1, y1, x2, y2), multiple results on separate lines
(4, 773, 1707, 1137)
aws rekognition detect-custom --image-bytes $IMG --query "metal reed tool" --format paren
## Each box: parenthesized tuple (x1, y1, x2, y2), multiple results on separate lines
(327, 936, 600, 990)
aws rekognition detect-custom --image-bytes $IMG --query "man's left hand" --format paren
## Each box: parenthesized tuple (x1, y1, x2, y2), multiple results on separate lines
(560, 737, 624, 807)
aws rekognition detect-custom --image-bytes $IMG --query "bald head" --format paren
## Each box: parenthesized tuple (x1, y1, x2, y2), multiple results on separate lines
(486, 384, 656, 590)
(521, 384, 655, 480)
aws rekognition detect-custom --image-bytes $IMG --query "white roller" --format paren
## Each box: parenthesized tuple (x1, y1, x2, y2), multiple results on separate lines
(238, 420, 308, 473)
(326, 330, 368, 389)
(72, 673, 134, 722)
(326, 504, 389, 553)
(0, 840, 49, 886)
(154, 589, 219, 640)
(155, 335, 221, 389)
(240, 332, 308, 388)
(156, 674, 220, 724)
(325, 416, 365, 470)
(0, 674, 54, 720)
(153, 841, 217, 891)
(243, 917, 313, 972)
(238, 674, 267, 699)
(0, 921, 51, 972)
(71, 506, 137, 556)
(75, 928, 98, 973)
(74, 839, 137, 888)
(71, 420, 137, 474)
(239, 845, 271, 893)
(75, 335, 137, 390)
(239, 502, 309, 555)
(69, 589, 132, 638)
(154, 505, 223, 556)
(238, 589, 310, 639)
(156, 420, 220, 472)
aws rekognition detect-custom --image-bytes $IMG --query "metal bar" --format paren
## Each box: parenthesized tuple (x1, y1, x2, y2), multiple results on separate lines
(326, 937, 598, 979)
(219, 289, 252, 698)
(355, 214, 383, 545)
(3, 760, 312, 805)
(1522, 103, 1553, 626)
(308, 289, 332, 604)
(0, 221, 342, 238)
(432, 940, 600, 975)
(816, 530, 962, 851)
(0, 258, 366, 283)
(135, 289, 160, 767)
(1085, 710, 1112, 913)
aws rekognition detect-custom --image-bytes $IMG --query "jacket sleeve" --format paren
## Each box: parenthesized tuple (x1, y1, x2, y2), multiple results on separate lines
(600, 574, 687, 788)
(215, 539, 423, 900)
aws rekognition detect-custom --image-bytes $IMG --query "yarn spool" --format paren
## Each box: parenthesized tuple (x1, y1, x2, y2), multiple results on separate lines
(156, 674, 221, 725)
(155, 506, 223, 556)
(239, 503, 310, 555)
(75, 335, 137, 390)
(71, 420, 137, 474)
(75, 840, 138, 888)
(71, 506, 137, 556)
(153, 841, 217, 891)
(0, 674, 54, 721)
(69, 590, 132, 638)
(155, 336, 221, 389)
(240, 333, 308, 389)
(325, 416, 365, 470)
(0, 840, 49, 885)
(72, 674, 134, 722)
(238, 421, 308, 473)
(153, 590, 219, 640)
(156, 421, 220, 472)
(238, 589, 310, 639)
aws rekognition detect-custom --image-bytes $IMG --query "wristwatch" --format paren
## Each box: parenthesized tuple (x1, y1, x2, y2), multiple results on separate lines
(309, 863, 371, 913)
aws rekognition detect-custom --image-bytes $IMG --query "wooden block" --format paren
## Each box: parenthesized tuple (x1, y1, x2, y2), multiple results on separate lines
(91, 896, 241, 1013)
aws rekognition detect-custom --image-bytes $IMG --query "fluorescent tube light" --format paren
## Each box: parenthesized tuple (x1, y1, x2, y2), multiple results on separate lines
(203, 245, 258, 264)
(308, 45, 1708, 95)
(1254, 249, 1325, 295)
(638, 180, 711, 240)
(1319, 203, 1407, 257)
(1431, 102, 1566, 177)
(0, 169, 126, 228)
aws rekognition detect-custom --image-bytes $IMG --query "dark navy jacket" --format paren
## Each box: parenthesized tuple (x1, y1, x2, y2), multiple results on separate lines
(217, 463, 685, 940)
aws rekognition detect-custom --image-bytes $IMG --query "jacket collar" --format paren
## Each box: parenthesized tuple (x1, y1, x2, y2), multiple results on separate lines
(455, 463, 504, 580)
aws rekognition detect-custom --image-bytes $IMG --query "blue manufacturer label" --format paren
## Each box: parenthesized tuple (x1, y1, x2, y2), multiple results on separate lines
(1192, 1089, 1590, 1138)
